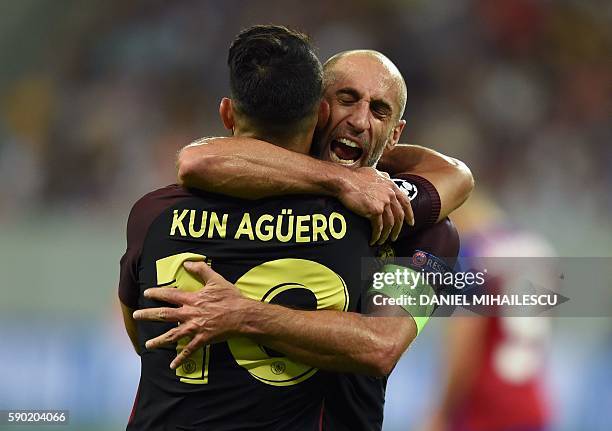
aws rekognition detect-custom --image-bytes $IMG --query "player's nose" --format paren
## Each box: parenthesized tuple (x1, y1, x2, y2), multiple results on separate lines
(346, 102, 370, 133)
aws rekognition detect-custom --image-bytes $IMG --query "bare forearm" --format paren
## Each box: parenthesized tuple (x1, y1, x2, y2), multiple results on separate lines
(177, 137, 348, 199)
(379, 144, 474, 220)
(378, 144, 456, 175)
(240, 301, 415, 376)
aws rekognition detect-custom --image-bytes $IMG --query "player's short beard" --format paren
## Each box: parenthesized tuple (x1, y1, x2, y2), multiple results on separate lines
(365, 137, 389, 168)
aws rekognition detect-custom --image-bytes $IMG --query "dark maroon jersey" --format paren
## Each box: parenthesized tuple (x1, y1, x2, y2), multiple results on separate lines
(323, 218, 460, 431)
(120, 184, 377, 431)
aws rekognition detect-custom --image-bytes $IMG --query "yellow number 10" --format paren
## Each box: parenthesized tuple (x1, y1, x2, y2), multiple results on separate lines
(155, 254, 348, 386)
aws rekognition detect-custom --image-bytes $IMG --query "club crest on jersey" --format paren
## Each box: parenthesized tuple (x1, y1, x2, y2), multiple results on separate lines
(271, 361, 286, 375)
(182, 358, 197, 374)
(393, 179, 418, 201)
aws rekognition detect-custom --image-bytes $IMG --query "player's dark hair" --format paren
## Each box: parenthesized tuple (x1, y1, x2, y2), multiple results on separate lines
(228, 25, 323, 129)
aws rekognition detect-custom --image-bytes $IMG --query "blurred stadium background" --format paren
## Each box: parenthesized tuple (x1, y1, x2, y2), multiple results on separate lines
(0, 0, 610, 430)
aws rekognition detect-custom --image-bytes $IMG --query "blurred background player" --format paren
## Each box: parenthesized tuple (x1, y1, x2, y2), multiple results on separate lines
(422, 191, 556, 431)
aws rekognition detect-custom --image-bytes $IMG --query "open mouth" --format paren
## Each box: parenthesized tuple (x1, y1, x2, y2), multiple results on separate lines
(329, 138, 364, 165)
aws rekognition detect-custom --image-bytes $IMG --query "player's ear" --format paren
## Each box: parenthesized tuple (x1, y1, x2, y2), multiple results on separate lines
(316, 100, 330, 130)
(387, 119, 406, 150)
(219, 98, 235, 131)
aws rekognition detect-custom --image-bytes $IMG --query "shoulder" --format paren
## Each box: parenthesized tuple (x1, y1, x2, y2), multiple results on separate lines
(129, 184, 191, 214)
(125, 184, 193, 244)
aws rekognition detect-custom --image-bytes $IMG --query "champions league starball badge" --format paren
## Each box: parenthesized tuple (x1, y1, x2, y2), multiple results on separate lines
(393, 179, 418, 201)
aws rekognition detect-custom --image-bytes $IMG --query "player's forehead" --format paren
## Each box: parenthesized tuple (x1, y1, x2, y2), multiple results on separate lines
(325, 54, 404, 112)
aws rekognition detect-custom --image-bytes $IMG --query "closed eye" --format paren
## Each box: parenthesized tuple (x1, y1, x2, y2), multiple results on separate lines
(336, 88, 360, 104)
(371, 101, 392, 119)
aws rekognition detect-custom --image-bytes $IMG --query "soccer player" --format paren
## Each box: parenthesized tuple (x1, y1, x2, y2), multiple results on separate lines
(138, 49, 471, 430)
(120, 25, 386, 430)
(422, 193, 555, 431)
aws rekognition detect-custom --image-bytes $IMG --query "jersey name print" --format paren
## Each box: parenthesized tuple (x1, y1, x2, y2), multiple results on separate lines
(168, 207, 348, 243)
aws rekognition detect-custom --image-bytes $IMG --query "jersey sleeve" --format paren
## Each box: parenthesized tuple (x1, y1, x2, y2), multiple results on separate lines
(392, 173, 442, 233)
(118, 205, 145, 308)
(118, 185, 191, 308)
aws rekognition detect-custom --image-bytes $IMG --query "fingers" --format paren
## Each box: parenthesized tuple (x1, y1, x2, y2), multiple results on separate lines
(183, 260, 223, 284)
(133, 306, 182, 322)
(395, 186, 414, 226)
(389, 196, 404, 242)
(143, 287, 193, 305)
(378, 204, 394, 245)
(370, 214, 383, 246)
(170, 334, 208, 370)
(145, 326, 188, 349)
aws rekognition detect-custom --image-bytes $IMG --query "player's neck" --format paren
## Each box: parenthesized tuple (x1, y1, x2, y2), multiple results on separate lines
(234, 130, 312, 155)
